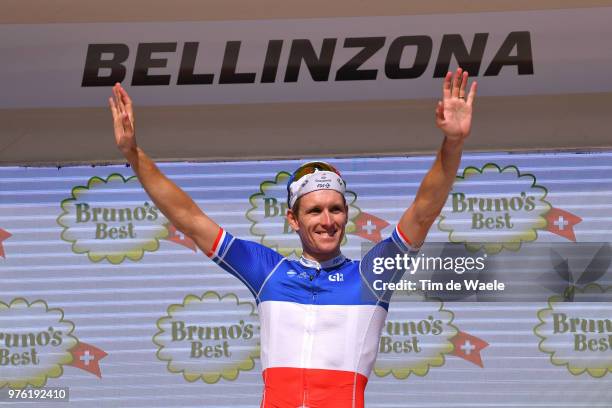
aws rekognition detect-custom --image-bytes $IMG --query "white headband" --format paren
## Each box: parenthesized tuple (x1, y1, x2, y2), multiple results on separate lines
(288, 170, 346, 208)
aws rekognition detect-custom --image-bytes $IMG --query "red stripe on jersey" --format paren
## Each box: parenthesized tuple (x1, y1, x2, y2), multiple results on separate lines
(261, 367, 367, 408)
(207, 227, 224, 257)
(396, 225, 413, 247)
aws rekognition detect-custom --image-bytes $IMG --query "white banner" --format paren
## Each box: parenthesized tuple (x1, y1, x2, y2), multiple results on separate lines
(1, 7, 611, 108)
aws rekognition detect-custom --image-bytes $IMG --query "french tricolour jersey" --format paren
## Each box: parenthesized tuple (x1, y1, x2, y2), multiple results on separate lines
(208, 226, 417, 408)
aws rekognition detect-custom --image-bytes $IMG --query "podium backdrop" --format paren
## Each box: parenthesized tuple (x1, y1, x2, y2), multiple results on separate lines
(1, 151, 611, 406)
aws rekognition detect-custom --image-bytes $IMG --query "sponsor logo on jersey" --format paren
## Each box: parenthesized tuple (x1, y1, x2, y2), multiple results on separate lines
(328, 272, 344, 282)
(298, 272, 310, 280)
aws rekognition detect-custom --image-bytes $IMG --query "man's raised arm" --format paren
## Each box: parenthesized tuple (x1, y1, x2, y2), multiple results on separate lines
(109, 83, 220, 255)
(399, 68, 477, 247)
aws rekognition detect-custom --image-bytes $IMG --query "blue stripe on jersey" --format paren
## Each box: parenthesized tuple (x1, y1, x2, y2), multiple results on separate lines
(210, 228, 418, 307)
(391, 227, 413, 253)
(216, 231, 232, 258)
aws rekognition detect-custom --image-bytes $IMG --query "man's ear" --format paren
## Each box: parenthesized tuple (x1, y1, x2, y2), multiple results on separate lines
(343, 204, 349, 225)
(286, 209, 299, 231)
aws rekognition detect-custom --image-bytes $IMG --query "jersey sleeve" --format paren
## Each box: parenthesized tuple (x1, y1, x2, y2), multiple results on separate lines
(360, 225, 421, 306)
(207, 228, 284, 299)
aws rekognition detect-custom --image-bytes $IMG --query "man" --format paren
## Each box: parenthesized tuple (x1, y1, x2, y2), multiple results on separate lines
(109, 68, 476, 408)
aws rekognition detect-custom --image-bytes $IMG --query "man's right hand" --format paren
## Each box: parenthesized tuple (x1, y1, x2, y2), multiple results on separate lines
(106, 82, 222, 256)
(109, 83, 138, 161)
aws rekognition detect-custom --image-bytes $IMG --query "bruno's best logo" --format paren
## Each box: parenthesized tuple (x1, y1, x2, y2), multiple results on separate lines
(58, 174, 169, 263)
(374, 291, 488, 378)
(535, 284, 612, 378)
(0, 298, 107, 388)
(439, 164, 551, 254)
(154, 291, 259, 384)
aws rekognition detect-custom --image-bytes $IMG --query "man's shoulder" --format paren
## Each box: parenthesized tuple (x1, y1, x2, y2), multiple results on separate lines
(212, 228, 285, 266)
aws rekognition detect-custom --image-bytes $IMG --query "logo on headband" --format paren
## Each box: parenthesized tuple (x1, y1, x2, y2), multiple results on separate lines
(288, 170, 347, 208)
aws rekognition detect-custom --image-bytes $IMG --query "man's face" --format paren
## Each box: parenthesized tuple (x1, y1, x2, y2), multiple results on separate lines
(286, 190, 348, 261)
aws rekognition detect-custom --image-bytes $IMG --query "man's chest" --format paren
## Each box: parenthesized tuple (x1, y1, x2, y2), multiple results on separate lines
(258, 262, 367, 305)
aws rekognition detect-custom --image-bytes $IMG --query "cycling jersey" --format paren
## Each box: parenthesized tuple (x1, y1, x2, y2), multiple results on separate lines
(208, 225, 418, 408)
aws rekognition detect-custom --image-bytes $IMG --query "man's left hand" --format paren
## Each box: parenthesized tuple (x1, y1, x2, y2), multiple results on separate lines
(435, 68, 477, 142)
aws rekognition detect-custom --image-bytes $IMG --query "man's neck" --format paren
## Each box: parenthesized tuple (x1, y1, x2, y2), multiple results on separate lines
(299, 250, 346, 269)
(301, 250, 342, 263)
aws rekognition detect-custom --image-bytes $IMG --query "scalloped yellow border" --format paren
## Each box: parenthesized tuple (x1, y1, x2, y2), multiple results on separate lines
(373, 295, 459, 379)
(57, 173, 168, 264)
(438, 163, 551, 254)
(534, 283, 612, 378)
(0, 298, 79, 389)
(153, 291, 260, 384)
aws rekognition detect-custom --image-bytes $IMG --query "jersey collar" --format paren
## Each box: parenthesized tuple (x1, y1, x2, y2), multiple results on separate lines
(299, 254, 346, 270)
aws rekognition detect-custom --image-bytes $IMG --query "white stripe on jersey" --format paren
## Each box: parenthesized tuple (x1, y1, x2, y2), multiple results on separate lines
(258, 301, 387, 377)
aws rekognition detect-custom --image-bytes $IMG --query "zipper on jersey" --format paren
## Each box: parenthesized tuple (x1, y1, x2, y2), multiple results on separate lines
(301, 302, 317, 407)
(310, 266, 320, 301)
(303, 264, 320, 407)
